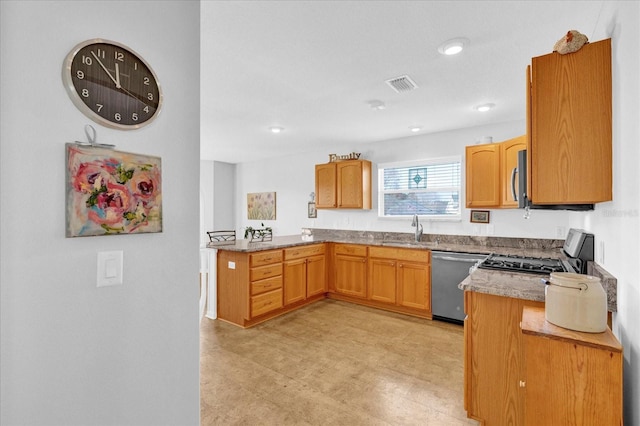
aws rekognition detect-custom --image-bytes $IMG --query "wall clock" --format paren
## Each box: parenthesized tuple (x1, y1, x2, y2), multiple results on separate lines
(62, 39, 162, 130)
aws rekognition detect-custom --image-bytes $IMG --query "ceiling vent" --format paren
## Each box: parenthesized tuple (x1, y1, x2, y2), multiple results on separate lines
(385, 75, 418, 93)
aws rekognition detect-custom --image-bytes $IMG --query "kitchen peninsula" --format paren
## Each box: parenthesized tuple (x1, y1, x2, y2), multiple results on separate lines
(210, 229, 617, 328)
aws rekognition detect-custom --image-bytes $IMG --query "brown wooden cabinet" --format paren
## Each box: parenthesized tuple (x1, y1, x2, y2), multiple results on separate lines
(368, 246, 431, 313)
(315, 163, 337, 208)
(500, 135, 527, 207)
(217, 249, 284, 327)
(466, 143, 500, 208)
(397, 260, 430, 311)
(463, 291, 544, 425)
(333, 244, 368, 298)
(466, 135, 526, 209)
(315, 160, 372, 209)
(368, 257, 397, 304)
(521, 306, 623, 425)
(283, 244, 326, 305)
(527, 38, 612, 204)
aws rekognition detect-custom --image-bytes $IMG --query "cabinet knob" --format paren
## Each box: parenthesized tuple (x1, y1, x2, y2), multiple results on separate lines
(519, 380, 526, 388)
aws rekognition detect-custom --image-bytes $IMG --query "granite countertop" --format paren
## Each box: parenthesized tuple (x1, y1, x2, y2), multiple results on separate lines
(207, 229, 566, 259)
(459, 262, 618, 312)
(207, 234, 564, 258)
(206, 228, 616, 312)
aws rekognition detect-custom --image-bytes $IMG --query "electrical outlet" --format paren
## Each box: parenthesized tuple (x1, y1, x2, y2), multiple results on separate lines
(556, 226, 566, 238)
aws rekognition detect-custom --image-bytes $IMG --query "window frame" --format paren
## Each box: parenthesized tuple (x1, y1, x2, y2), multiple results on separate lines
(377, 156, 462, 221)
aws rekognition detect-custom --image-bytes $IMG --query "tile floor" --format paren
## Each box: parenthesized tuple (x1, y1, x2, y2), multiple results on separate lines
(200, 299, 477, 425)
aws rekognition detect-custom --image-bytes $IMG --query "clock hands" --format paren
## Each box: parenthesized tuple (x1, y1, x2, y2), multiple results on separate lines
(90, 51, 146, 103)
(115, 62, 121, 88)
(91, 51, 120, 88)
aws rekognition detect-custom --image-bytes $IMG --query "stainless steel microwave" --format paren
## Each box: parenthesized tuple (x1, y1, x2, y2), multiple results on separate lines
(512, 150, 594, 211)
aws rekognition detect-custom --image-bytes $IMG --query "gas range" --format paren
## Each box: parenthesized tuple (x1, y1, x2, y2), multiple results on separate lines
(476, 228, 594, 275)
(478, 253, 572, 275)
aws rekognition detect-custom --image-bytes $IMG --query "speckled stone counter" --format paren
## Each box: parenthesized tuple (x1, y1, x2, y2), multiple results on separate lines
(207, 228, 617, 312)
(459, 262, 617, 312)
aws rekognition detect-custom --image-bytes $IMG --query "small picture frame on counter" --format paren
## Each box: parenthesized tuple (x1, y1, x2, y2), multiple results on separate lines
(308, 202, 317, 218)
(470, 210, 490, 224)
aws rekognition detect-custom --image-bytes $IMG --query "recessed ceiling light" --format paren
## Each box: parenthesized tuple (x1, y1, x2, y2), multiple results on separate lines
(438, 38, 469, 56)
(269, 126, 284, 133)
(475, 103, 495, 112)
(409, 126, 422, 132)
(368, 100, 386, 110)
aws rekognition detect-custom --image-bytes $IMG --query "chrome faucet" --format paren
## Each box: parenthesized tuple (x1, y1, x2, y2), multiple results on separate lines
(411, 214, 423, 242)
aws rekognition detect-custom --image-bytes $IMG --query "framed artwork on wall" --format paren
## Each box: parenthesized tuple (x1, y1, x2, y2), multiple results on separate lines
(470, 210, 490, 224)
(65, 143, 162, 237)
(247, 192, 276, 220)
(308, 202, 317, 218)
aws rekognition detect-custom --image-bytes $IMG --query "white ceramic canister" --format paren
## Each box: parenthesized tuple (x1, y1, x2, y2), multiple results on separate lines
(545, 272, 607, 333)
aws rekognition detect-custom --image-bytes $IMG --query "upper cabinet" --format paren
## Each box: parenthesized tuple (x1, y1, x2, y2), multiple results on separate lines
(315, 160, 372, 209)
(500, 136, 527, 207)
(466, 135, 526, 209)
(527, 39, 612, 204)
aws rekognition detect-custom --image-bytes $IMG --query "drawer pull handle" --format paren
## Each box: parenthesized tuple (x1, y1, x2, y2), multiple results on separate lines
(519, 380, 526, 388)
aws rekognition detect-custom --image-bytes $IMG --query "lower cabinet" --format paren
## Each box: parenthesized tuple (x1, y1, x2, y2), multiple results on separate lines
(334, 244, 368, 298)
(329, 244, 431, 318)
(521, 306, 623, 425)
(283, 244, 326, 305)
(217, 242, 432, 328)
(368, 246, 431, 313)
(463, 291, 543, 425)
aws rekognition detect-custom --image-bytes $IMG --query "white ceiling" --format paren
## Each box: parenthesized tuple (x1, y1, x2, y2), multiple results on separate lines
(200, 1, 605, 164)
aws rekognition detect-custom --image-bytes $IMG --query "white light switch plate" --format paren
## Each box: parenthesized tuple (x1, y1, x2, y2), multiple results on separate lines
(97, 251, 123, 287)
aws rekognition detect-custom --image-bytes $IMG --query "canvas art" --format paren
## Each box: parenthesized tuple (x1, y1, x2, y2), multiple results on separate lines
(247, 192, 276, 220)
(66, 143, 162, 237)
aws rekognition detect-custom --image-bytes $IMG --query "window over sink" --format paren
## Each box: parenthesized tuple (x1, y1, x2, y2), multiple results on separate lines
(378, 156, 461, 220)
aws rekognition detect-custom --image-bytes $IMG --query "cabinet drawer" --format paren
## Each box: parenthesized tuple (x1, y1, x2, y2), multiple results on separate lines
(369, 246, 430, 263)
(251, 275, 282, 295)
(284, 244, 325, 260)
(334, 244, 367, 257)
(250, 263, 282, 281)
(250, 250, 283, 267)
(251, 289, 283, 317)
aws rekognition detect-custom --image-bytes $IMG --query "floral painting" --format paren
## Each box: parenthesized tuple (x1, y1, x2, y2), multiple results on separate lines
(247, 192, 276, 220)
(66, 143, 162, 237)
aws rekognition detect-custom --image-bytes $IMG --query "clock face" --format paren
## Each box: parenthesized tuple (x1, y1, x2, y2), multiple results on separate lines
(62, 39, 162, 130)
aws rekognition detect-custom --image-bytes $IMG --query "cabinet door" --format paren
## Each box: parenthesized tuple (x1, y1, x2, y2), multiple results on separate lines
(530, 39, 612, 204)
(315, 163, 337, 208)
(397, 261, 430, 311)
(523, 334, 623, 425)
(465, 144, 500, 207)
(336, 160, 371, 209)
(464, 291, 544, 425)
(500, 136, 526, 207)
(306, 254, 326, 297)
(368, 258, 397, 304)
(283, 258, 307, 305)
(335, 254, 367, 298)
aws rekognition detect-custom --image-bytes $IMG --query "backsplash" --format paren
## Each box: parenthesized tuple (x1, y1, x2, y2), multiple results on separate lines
(309, 228, 565, 250)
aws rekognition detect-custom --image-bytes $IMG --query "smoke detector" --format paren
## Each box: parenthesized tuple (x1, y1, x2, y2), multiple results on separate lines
(385, 75, 418, 93)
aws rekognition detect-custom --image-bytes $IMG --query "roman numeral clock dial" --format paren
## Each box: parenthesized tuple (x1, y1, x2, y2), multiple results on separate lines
(62, 39, 162, 130)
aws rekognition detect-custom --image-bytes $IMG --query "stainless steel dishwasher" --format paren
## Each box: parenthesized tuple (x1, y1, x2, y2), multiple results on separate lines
(431, 251, 488, 324)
